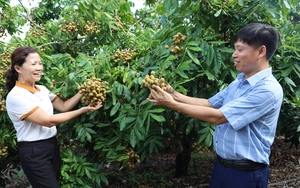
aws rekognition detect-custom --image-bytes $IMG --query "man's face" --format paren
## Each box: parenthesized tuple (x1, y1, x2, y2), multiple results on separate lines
(232, 39, 261, 78)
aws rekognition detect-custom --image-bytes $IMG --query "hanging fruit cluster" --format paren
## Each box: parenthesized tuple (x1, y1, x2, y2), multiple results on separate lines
(113, 49, 136, 64)
(165, 32, 187, 58)
(0, 51, 10, 86)
(114, 15, 125, 29)
(172, 32, 187, 44)
(78, 78, 109, 107)
(192, 142, 210, 152)
(0, 50, 10, 65)
(125, 148, 140, 169)
(0, 145, 8, 158)
(142, 71, 167, 98)
(0, 99, 6, 112)
(84, 21, 100, 35)
(0, 13, 8, 38)
(60, 21, 79, 33)
(29, 24, 45, 38)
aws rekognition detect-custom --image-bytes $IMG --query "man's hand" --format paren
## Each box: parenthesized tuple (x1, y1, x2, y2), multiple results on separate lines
(165, 84, 175, 95)
(147, 86, 175, 106)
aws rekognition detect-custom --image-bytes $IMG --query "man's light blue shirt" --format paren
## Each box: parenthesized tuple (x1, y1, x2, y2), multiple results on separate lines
(208, 68, 283, 164)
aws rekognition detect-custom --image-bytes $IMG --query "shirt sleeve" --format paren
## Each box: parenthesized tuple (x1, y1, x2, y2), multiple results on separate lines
(6, 92, 39, 121)
(220, 87, 277, 130)
(38, 85, 57, 102)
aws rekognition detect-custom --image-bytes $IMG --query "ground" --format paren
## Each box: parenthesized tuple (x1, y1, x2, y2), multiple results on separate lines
(103, 137, 300, 188)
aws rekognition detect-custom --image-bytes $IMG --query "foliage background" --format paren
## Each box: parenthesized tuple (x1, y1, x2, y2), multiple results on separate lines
(0, 0, 299, 187)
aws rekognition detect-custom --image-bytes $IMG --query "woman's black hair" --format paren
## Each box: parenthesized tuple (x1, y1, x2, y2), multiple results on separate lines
(5, 47, 38, 92)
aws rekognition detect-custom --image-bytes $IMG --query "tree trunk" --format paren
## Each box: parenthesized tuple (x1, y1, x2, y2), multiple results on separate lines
(174, 140, 191, 178)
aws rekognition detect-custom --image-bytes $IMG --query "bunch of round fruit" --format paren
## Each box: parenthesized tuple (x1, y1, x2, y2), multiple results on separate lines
(78, 78, 109, 107)
(125, 148, 140, 169)
(172, 32, 187, 44)
(113, 48, 136, 64)
(142, 71, 167, 98)
(0, 145, 8, 158)
(192, 142, 210, 153)
(0, 99, 6, 112)
(60, 21, 78, 33)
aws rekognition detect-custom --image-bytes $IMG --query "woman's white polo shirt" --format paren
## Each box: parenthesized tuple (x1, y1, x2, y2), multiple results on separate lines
(6, 81, 58, 142)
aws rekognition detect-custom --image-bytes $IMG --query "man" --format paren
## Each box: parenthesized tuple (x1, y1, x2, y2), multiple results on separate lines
(147, 23, 283, 188)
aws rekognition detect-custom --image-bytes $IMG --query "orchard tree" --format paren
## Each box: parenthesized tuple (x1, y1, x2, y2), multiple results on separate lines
(0, 0, 299, 187)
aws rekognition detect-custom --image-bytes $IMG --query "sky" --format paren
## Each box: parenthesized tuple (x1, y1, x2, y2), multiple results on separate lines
(1, 0, 145, 43)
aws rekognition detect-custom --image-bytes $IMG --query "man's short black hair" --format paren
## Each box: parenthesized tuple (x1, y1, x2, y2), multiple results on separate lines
(234, 23, 280, 60)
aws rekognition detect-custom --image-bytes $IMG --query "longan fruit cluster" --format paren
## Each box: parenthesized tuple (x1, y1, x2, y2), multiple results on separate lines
(115, 15, 125, 29)
(60, 21, 79, 33)
(0, 51, 10, 85)
(164, 32, 187, 57)
(170, 45, 184, 55)
(113, 49, 136, 64)
(142, 71, 167, 98)
(49, 79, 56, 89)
(192, 142, 210, 153)
(0, 50, 10, 64)
(84, 21, 100, 35)
(78, 78, 109, 107)
(28, 24, 45, 38)
(126, 148, 140, 169)
(0, 145, 8, 158)
(0, 99, 6, 112)
(172, 32, 187, 44)
(30, 30, 44, 38)
(0, 13, 8, 38)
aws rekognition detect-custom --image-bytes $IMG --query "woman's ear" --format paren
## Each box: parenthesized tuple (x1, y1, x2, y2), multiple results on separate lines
(14, 65, 21, 73)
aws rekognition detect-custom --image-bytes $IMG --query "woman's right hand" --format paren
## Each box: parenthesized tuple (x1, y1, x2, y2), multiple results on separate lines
(81, 102, 103, 113)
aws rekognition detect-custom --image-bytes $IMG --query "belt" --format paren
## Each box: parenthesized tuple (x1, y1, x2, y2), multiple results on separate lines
(217, 155, 267, 171)
(18, 136, 57, 146)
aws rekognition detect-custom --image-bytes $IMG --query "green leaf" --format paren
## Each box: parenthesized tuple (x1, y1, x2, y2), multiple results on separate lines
(148, 108, 165, 113)
(214, 9, 222, 17)
(213, 50, 222, 74)
(110, 102, 120, 116)
(150, 113, 166, 122)
(176, 69, 189, 78)
(284, 77, 296, 87)
(130, 130, 137, 147)
(206, 45, 214, 67)
(187, 49, 200, 65)
(116, 85, 123, 96)
(76, 177, 84, 185)
(187, 46, 202, 52)
(123, 86, 131, 101)
(99, 174, 109, 185)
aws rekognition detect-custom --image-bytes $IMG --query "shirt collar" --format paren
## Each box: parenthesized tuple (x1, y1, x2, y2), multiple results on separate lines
(237, 68, 272, 86)
(16, 81, 41, 93)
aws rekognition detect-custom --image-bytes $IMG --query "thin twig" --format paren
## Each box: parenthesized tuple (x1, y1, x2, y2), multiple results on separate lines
(268, 177, 300, 186)
(38, 41, 63, 48)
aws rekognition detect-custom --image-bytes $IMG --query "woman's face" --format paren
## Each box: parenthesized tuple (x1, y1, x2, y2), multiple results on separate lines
(15, 52, 43, 85)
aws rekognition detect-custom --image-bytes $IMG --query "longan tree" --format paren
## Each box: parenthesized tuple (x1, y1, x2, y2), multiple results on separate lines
(0, 0, 299, 187)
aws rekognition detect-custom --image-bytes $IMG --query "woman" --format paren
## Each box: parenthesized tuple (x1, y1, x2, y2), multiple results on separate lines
(5, 46, 102, 187)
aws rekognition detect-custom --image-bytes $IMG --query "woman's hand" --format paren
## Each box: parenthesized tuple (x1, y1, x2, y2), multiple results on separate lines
(81, 102, 103, 113)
